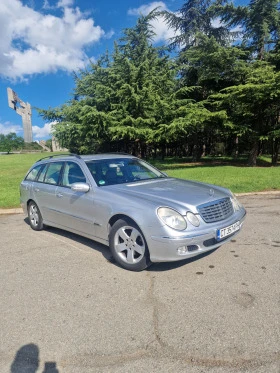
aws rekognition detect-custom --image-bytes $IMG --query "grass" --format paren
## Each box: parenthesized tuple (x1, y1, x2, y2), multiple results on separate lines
(0, 152, 61, 208)
(163, 165, 280, 193)
(150, 155, 280, 193)
(0, 152, 279, 208)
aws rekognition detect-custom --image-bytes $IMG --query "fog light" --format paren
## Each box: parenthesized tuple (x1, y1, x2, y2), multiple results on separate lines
(177, 246, 188, 255)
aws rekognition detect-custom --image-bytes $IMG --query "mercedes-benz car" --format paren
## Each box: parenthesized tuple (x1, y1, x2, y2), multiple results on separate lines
(20, 153, 246, 271)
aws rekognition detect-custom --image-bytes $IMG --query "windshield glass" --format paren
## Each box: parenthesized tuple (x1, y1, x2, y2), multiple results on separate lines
(86, 158, 166, 186)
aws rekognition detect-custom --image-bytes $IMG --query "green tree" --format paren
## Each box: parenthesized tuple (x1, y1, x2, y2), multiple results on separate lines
(161, 0, 233, 49)
(211, 62, 280, 165)
(159, 1, 248, 159)
(0, 133, 24, 154)
(217, 0, 280, 60)
(178, 33, 248, 97)
(45, 138, 53, 151)
(38, 14, 177, 157)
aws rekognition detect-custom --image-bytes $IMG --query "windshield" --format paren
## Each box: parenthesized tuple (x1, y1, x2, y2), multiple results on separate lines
(86, 158, 166, 186)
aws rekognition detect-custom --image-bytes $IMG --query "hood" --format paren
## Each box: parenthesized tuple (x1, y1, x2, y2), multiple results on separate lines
(109, 178, 230, 213)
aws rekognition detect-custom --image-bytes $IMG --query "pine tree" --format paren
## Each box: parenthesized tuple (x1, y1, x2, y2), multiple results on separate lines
(38, 15, 177, 156)
(211, 62, 280, 165)
(161, 0, 233, 49)
(217, 0, 280, 60)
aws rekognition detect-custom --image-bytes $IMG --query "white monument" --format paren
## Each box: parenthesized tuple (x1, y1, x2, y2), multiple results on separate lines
(7, 87, 33, 143)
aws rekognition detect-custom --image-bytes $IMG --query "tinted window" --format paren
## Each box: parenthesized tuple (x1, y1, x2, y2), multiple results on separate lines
(61, 162, 86, 187)
(86, 158, 165, 186)
(44, 162, 64, 185)
(25, 165, 42, 181)
(38, 164, 48, 183)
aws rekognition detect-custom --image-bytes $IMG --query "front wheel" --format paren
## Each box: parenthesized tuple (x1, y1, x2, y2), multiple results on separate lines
(109, 219, 151, 271)
(28, 201, 44, 231)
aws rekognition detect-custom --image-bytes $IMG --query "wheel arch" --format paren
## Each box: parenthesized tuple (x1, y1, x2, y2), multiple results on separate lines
(27, 198, 35, 207)
(27, 199, 45, 220)
(108, 214, 138, 233)
(27, 198, 40, 212)
(108, 214, 149, 251)
(108, 214, 151, 270)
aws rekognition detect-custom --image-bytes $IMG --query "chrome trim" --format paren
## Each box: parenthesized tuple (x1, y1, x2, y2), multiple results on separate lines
(46, 207, 93, 224)
(198, 197, 234, 223)
(151, 232, 212, 241)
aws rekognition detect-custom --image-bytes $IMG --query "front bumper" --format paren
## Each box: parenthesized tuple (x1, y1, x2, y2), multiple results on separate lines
(147, 211, 246, 263)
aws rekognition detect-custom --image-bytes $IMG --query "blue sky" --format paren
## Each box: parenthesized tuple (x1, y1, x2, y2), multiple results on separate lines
(0, 0, 245, 141)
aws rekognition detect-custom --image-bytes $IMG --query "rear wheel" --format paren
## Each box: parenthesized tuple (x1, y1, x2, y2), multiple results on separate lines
(28, 201, 44, 231)
(109, 219, 151, 271)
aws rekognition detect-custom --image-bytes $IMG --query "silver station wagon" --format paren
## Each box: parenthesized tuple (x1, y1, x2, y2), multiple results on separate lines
(20, 154, 246, 271)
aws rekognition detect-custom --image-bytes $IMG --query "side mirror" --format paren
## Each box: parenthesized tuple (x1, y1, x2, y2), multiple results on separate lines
(71, 182, 90, 193)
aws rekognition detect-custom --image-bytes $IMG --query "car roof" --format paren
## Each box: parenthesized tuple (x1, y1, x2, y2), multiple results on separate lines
(35, 153, 137, 164)
(81, 153, 136, 162)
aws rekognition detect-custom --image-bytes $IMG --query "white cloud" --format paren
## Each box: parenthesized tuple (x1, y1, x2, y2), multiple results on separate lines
(0, 122, 23, 135)
(128, 2, 166, 16)
(0, 0, 106, 80)
(32, 121, 56, 139)
(128, 1, 178, 43)
(57, 0, 74, 7)
(0, 120, 57, 140)
(211, 17, 243, 42)
(212, 18, 222, 29)
(42, 0, 54, 10)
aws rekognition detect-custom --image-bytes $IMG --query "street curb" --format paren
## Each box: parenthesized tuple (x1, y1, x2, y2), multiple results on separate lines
(0, 208, 23, 215)
(236, 191, 280, 197)
(0, 191, 279, 215)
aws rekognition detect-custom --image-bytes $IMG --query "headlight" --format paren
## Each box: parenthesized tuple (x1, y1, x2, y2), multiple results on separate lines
(157, 207, 187, 231)
(231, 194, 242, 212)
(186, 212, 200, 227)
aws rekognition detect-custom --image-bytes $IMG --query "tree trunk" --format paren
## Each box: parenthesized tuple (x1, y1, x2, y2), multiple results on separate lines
(161, 144, 166, 160)
(234, 136, 239, 159)
(192, 144, 202, 162)
(192, 132, 201, 162)
(248, 140, 258, 166)
(272, 138, 279, 165)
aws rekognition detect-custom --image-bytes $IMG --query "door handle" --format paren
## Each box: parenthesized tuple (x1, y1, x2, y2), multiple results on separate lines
(34, 188, 40, 192)
(56, 193, 63, 198)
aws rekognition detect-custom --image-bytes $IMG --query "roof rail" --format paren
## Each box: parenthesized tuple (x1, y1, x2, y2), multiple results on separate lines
(97, 152, 133, 156)
(36, 153, 81, 162)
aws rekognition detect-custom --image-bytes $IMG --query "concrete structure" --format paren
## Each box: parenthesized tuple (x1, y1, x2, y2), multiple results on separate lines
(7, 87, 33, 143)
(52, 136, 68, 152)
(39, 140, 51, 152)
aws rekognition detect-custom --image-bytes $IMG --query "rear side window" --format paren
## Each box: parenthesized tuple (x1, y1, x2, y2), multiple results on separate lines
(61, 162, 86, 187)
(38, 164, 48, 183)
(25, 165, 42, 181)
(43, 162, 64, 185)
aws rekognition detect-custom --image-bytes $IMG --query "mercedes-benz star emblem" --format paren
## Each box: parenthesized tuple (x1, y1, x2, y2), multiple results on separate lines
(209, 188, 215, 197)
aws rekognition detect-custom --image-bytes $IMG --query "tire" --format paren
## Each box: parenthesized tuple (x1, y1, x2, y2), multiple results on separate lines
(109, 219, 151, 271)
(28, 201, 44, 231)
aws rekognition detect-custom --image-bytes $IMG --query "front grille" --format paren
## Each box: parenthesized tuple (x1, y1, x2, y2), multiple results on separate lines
(198, 197, 233, 223)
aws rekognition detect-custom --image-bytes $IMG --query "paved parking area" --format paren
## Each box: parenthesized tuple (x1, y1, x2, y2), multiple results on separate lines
(0, 194, 279, 373)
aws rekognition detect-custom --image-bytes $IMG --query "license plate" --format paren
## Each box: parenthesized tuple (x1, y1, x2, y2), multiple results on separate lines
(217, 221, 240, 240)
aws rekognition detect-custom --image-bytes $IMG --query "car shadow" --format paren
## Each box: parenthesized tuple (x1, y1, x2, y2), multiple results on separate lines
(24, 218, 218, 272)
(23, 218, 113, 262)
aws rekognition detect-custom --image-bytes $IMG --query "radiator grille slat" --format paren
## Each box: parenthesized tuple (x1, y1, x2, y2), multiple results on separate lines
(198, 198, 233, 223)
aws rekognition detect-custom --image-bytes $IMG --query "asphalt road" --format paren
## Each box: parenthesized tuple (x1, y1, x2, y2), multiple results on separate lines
(0, 194, 279, 373)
